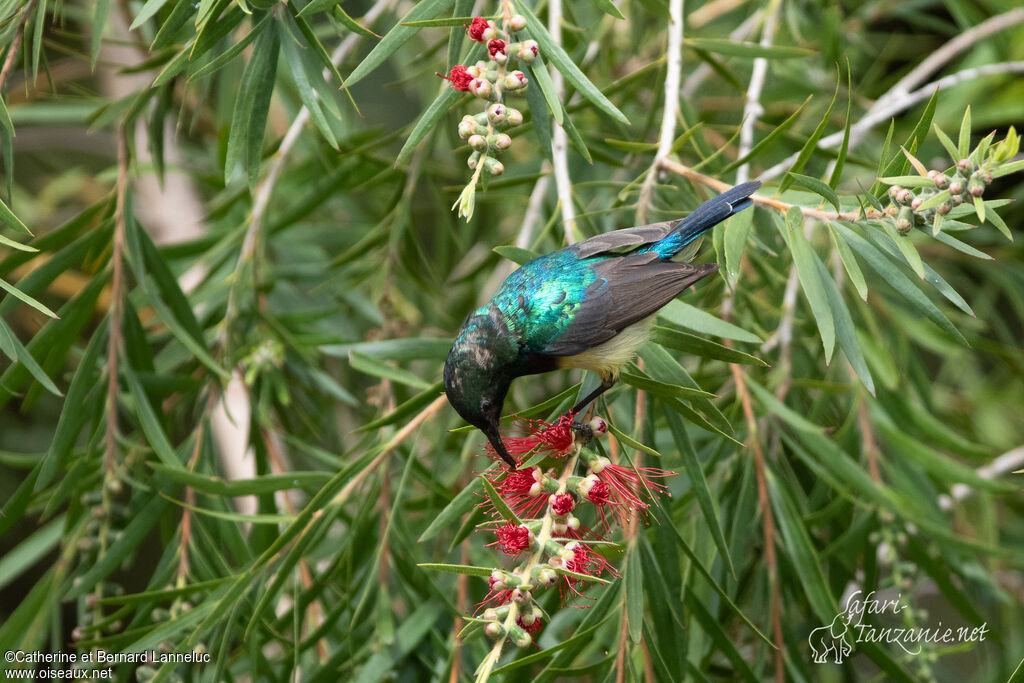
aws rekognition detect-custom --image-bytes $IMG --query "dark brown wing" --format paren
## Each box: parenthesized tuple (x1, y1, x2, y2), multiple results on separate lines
(569, 221, 678, 259)
(538, 253, 718, 356)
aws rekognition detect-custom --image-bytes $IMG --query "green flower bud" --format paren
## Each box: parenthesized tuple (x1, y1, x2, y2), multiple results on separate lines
(503, 71, 528, 91)
(469, 78, 493, 99)
(517, 40, 539, 64)
(484, 157, 505, 176)
(491, 133, 512, 151)
(468, 134, 487, 151)
(509, 14, 527, 31)
(505, 108, 524, 126)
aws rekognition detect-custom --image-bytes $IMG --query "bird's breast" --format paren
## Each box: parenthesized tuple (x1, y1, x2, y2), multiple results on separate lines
(555, 315, 656, 379)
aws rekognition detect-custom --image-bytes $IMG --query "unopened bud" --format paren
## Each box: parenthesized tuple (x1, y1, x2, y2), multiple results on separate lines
(969, 178, 985, 197)
(910, 197, 923, 211)
(896, 189, 913, 205)
(888, 185, 903, 199)
(506, 108, 524, 126)
(589, 416, 608, 435)
(509, 625, 532, 648)
(567, 514, 580, 530)
(468, 134, 487, 151)
(485, 622, 504, 639)
(457, 119, 476, 139)
(484, 157, 505, 176)
(468, 78, 493, 99)
(482, 23, 499, 42)
(518, 40, 539, 63)
(896, 206, 914, 235)
(509, 14, 527, 31)
(492, 133, 512, 150)
(483, 608, 499, 621)
(948, 181, 963, 195)
(538, 567, 557, 585)
(467, 151, 481, 170)
(937, 201, 952, 215)
(931, 172, 948, 189)
(487, 103, 506, 124)
(957, 159, 972, 171)
(503, 71, 528, 91)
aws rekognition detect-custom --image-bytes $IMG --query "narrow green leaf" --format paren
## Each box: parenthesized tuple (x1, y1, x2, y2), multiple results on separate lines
(780, 78, 839, 193)
(0, 515, 64, 592)
(348, 350, 431, 389)
(150, 463, 332, 496)
(685, 38, 814, 59)
(525, 58, 563, 125)
(416, 563, 495, 577)
(625, 545, 644, 642)
(130, 0, 169, 29)
(281, 19, 339, 149)
(512, 0, 629, 124)
(607, 423, 662, 458)
(345, 0, 456, 88)
(723, 204, 753, 285)
(225, 22, 280, 186)
(932, 122, 959, 161)
(480, 474, 523, 524)
(589, 0, 625, 19)
(122, 364, 182, 468)
(620, 366, 715, 401)
(658, 300, 761, 343)
(827, 222, 867, 300)
(781, 207, 835, 361)
(828, 56, 852, 189)
(721, 96, 811, 174)
(957, 105, 971, 158)
(787, 172, 841, 211)
(0, 195, 32, 235)
(745, 377, 824, 434)
(813, 257, 875, 395)
(664, 409, 736, 578)
(833, 222, 967, 344)
(651, 325, 767, 365)
(493, 245, 539, 265)
(0, 277, 58, 318)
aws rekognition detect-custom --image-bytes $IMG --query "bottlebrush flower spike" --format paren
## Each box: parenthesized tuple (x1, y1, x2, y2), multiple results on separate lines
(437, 65, 473, 91)
(490, 522, 533, 556)
(481, 412, 577, 464)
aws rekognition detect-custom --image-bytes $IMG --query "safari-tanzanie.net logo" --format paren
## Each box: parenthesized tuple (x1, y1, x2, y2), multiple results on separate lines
(808, 589, 989, 664)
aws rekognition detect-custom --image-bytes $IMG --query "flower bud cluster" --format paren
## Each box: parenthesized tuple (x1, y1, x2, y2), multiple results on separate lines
(439, 15, 539, 189)
(882, 124, 1020, 237)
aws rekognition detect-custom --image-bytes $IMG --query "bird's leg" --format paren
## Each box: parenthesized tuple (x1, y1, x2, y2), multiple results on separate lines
(570, 377, 615, 440)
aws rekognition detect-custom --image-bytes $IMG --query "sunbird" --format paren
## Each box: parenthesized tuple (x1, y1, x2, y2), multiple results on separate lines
(444, 181, 760, 468)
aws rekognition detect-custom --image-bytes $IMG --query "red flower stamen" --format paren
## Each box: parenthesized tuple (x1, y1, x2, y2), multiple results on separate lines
(488, 39, 507, 58)
(582, 457, 674, 528)
(481, 412, 577, 464)
(465, 16, 489, 42)
(437, 65, 473, 91)
(558, 543, 618, 602)
(490, 522, 532, 556)
(517, 614, 543, 634)
(550, 492, 575, 516)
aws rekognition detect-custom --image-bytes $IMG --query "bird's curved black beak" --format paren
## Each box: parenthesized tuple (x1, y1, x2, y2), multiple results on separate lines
(483, 423, 517, 470)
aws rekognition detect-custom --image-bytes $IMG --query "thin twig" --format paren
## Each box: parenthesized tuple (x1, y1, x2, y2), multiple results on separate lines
(939, 445, 1024, 511)
(880, 8, 1024, 108)
(636, 0, 684, 224)
(735, 0, 780, 185)
(0, 0, 38, 93)
(548, 0, 576, 245)
(105, 127, 128, 475)
(658, 157, 878, 221)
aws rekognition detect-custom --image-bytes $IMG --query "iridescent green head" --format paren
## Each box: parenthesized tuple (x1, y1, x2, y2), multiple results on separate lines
(443, 307, 518, 468)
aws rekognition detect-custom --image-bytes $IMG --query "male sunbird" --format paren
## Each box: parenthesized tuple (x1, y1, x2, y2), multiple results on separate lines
(444, 181, 760, 468)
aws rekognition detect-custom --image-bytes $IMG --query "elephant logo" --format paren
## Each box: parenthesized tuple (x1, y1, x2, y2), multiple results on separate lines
(808, 612, 853, 664)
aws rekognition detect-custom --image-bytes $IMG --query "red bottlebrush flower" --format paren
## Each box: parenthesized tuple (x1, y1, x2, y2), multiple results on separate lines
(479, 466, 548, 519)
(465, 16, 489, 42)
(582, 457, 674, 528)
(558, 542, 618, 602)
(488, 39, 507, 58)
(437, 65, 473, 91)
(481, 412, 577, 464)
(550, 492, 575, 516)
(490, 522, 532, 556)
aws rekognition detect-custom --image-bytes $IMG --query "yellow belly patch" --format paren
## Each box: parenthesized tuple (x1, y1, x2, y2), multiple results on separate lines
(556, 316, 656, 380)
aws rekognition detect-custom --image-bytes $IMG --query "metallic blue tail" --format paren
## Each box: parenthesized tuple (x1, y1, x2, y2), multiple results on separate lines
(640, 181, 760, 259)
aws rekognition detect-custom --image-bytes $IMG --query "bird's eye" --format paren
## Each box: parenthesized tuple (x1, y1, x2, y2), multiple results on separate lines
(480, 397, 492, 410)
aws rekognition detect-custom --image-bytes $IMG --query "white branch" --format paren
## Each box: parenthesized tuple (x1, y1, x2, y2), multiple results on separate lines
(735, 0, 779, 184)
(758, 50, 1024, 183)
(939, 445, 1024, 511)
(548, 0, 577, 244)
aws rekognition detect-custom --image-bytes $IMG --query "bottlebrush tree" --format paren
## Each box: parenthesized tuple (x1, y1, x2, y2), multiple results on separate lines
(0, 1, 1022, 682)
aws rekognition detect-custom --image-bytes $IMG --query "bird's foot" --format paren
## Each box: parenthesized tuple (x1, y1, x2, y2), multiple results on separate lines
(570, 416, 608, 445)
